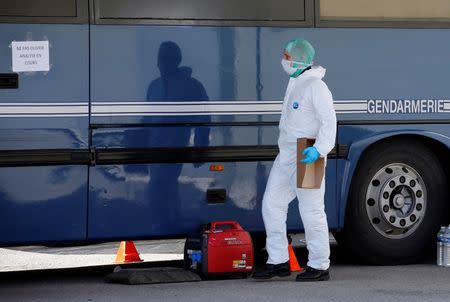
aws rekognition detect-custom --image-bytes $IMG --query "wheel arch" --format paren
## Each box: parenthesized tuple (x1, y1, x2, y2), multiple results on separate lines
(338, 131, 450, 227)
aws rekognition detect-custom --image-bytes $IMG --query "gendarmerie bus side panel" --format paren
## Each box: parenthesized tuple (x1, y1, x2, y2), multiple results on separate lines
(325, 29, 450, 227)
(88, 124, 339, 239)
(87, 1, 339, 239)
(0, 0, 89, 245)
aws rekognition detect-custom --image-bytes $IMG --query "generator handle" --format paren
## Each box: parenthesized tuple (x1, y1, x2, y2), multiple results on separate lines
(210, 221, 242, 231)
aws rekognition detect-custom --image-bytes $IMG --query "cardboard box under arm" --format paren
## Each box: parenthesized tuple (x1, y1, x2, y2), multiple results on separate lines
(297, 138, 325, 189)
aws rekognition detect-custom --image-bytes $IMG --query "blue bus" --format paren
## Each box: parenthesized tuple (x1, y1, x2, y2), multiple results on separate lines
(0, 0, 449, 264)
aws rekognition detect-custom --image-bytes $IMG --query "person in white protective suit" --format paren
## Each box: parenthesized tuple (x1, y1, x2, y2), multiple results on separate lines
(253, 39, 337, 281)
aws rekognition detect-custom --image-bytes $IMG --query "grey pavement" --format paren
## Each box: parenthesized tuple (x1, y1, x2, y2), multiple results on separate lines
(1, 262, 449, 302)
(1, 236, 448, 302)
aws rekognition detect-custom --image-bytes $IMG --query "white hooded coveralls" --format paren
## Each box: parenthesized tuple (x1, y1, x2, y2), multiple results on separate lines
(262, 66, 337, 270)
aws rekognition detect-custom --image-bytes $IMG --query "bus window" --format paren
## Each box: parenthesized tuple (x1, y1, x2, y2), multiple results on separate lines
(317, 0, 450, 27)
(0, 0, 87, 24)
(94, 0, 313, 26)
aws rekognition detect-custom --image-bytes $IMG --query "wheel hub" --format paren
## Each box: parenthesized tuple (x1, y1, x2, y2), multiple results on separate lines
(365, 163, 426, 239)
(392, 194, 405, 209)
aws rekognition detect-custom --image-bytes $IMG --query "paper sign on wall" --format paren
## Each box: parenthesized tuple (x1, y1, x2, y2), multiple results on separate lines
(11, 41, 50, 72)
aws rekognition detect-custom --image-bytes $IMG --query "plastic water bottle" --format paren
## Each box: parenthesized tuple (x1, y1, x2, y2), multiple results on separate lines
(437, 226, 446, 266)
(443, 226, 450, 267)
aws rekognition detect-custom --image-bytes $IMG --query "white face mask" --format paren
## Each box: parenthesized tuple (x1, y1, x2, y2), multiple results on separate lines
(281, 59, 310, 77)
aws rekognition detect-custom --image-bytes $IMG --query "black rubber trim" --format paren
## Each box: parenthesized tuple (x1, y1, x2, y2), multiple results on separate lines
(0, 149, 91, 167)
(0, 144, 343, 167)
(95, 146, 279, 164)
(95, 145, 340, 165)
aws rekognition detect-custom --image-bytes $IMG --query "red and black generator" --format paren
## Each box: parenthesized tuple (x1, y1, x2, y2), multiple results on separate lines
(184, 221, 254, 278)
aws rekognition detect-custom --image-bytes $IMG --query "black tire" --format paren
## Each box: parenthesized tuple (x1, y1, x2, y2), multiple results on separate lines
(339, 139, 447, 265)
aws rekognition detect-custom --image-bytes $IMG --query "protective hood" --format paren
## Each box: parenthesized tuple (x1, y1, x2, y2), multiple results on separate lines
(300, 66, 326, 80)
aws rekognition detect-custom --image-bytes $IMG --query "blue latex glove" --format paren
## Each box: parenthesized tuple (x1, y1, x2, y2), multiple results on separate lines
(301, 146, 320, 164)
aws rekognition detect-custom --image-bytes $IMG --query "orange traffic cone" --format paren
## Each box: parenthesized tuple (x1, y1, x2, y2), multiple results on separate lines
(288, 243, 302, 272)
(114, 241, 143, 263)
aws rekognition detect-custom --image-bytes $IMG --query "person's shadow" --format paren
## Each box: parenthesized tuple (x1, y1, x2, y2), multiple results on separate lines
(146, 41, 210, 232)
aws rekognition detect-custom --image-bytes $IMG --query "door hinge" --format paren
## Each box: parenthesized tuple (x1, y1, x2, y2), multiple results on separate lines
(89, 148, 97, 166)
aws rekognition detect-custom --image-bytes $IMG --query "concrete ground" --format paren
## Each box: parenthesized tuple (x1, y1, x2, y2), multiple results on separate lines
(1, 235, 449, 302)
(1, 251, 449, 302)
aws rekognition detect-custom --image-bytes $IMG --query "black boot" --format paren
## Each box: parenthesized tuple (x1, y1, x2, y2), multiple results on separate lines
(295, 266, 330, 282)
(252, 262, 291, 279)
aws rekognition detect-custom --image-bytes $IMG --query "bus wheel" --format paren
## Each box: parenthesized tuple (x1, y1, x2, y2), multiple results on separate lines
(340, 140, 447, 264)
